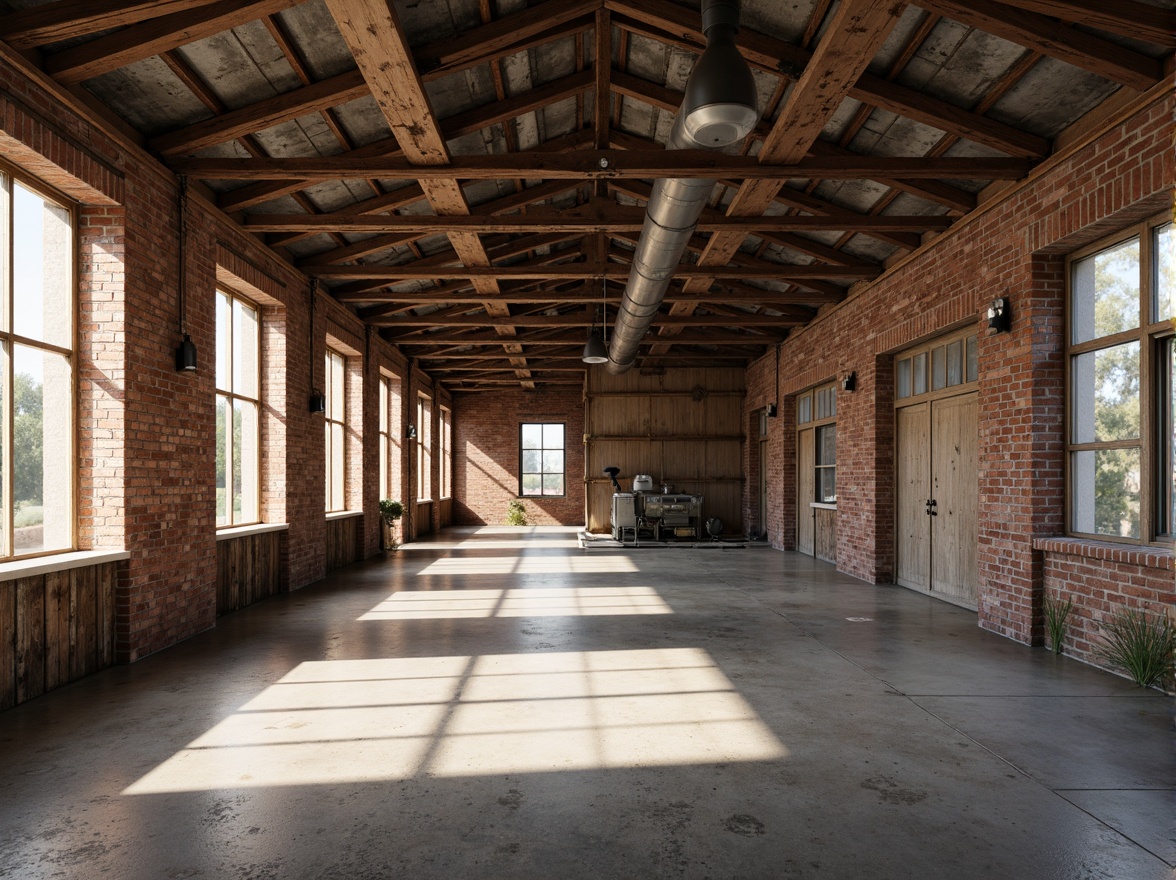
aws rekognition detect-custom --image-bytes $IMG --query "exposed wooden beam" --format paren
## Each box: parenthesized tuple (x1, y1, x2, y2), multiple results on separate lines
(386, 330, 783, 346)
(608, 0, 1051, 158)
(309, 264, 877, 281)
(295, 183, 585, 268)
(438, 68, 594, 141)
(373, 312, 805, 328)
(244, 206, 954, 234)
(174, 151, 1033, 180)
(149, 69, 369, 156)
(345, 281, 840, 307)
(323, 0, 505, 305)
(915, 0, 1164, 90)
(995, 0, 1175, 47)
(414, 0, 597, 78)
(43, 0, 304, 84)
(0, 0, 225, 49)
(675, 0, 909, 305)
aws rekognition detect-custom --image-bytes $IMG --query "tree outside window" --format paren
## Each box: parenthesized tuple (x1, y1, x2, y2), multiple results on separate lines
(1068, 219, 1172, 542)
(215, 289, 260, 526)
(3, 176, 74, 558)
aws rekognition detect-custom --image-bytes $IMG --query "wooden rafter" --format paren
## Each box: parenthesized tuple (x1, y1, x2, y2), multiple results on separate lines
(243, 207, 955, 234)
(995, 0, 1175, 46)
(0, 0, 226, 49)
(307, 265, 877, 281)
(43, 0, 304, 84)
(149, 69, 370, 156)
(914, 0, 1164, 90)
(171, 152, 1033, 180)
(608, 0, 1051, 158)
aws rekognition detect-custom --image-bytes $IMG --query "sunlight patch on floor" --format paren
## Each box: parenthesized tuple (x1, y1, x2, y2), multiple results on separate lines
(123, 649, 786, 793)
(416, 556, 638, 575)
(359, 587, 672, 620)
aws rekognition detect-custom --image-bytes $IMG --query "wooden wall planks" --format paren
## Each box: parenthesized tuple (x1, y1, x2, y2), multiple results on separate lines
(1, 562, 119, 710)
(216, 530, 285, 616)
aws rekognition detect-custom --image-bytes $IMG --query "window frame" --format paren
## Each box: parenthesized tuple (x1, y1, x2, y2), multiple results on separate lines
(215, 286, 261, 528)
(0, 166, 77, 561)
(519, 422, 566, 497)
(439, 405, 452, 500)
(797, 382, 837, 506)
(416, 393, 432, 503)
(1065, 214, 1172, 545)
(324, 346, 347, 513)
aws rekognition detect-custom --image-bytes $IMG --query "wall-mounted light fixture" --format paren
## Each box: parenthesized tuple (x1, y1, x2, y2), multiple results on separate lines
(308, 279, 325, 412)
(173, 176, 197, 372)
(765, 403, 777, 417)
(841, 371, 857, 392)
(987, 296, 1011, 333)
(406, 424, 417, 440)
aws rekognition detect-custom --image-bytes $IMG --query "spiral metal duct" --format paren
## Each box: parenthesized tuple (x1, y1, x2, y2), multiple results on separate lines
(606, 0, 758, 373)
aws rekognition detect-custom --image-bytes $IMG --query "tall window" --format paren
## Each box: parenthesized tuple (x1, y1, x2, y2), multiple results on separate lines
(324, 348, 346, 512)
(379, 376, 391, 501)
(797, 384, 837, 503)
(416, 394, 432, 502)
(520, 423, 564, 496)
(1068, 218, 1172, 542)
(215, 289, 260, 526)
(1, 174, 74, 558)
(440, 406, 452, 499)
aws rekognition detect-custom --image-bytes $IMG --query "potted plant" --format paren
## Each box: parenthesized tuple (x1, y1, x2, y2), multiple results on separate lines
(379, 499, 403, 550)
(506, 499, 528, 526)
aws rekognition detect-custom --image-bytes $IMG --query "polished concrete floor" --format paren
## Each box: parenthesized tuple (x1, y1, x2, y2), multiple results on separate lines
(1, 526, 1172, 879)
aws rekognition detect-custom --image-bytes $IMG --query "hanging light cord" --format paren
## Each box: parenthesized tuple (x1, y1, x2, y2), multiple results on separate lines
(601, 274, 607, 344)
(177, 176, 189, 337)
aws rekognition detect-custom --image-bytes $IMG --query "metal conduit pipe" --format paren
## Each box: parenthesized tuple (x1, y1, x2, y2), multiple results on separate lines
(606, 0, 759, 374)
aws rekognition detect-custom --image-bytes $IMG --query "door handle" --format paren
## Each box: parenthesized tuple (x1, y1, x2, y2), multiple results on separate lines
(926, 499, 938, 517)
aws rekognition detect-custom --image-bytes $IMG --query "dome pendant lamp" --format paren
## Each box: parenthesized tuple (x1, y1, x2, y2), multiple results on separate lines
(582, 275, 610, 364)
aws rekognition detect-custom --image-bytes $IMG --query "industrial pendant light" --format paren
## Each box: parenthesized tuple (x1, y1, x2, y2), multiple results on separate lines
(173, 176, 197, 372)
(582, 275, 609, 364)
(680, 0, 758, 148)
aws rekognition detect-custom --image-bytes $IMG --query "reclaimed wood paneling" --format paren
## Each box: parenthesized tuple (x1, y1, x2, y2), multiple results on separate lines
(217, 530, 283, 616)
(326, 516, 361, 571)
(15, 576, 45, 704)
(0, 580, 14, 711)
(815, 507, 837, 563)
(585, 369, 745, 535)
(1, 561, 120, 709)
(44, 570, 70, 690)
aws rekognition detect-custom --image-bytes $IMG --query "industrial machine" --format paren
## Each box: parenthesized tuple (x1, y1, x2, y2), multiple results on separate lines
(605, 467, 704, 544)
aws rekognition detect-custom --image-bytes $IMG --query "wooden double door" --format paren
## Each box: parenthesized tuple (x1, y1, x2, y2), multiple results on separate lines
(895, 392, 978, 607)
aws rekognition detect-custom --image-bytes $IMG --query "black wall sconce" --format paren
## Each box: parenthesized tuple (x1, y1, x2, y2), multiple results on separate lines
(841, 371, 857, 392)
(765, 403, 777, 417)
(309, 390, 326, 413)
(406, 424, 417, 440)
(987, 296, 1011, 333)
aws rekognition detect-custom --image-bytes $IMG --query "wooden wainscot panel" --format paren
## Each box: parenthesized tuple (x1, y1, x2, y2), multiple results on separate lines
(218, 531, 284, 616)
(327, 516, 362, 570)
(0, 562, 120, 709)
(44, 570, 71, 690)
(815, 508, 837, 563)
(0, 578, 15, 710)
(15, 575, 46, 704)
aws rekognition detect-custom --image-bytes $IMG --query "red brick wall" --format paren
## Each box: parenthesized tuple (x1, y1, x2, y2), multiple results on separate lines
(0, 50, 451, 666)
(1034, 539, 1174, 668)
(452, 390, 585, 526)
(745, 85, 1174, 649)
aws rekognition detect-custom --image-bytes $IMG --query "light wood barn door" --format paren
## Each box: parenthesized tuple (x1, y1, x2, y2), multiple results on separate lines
(930, 394, 979, 606)
(797, 428, 814, 555)
(895, 403, 930, 589)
